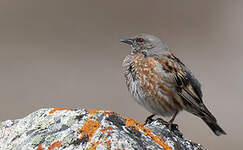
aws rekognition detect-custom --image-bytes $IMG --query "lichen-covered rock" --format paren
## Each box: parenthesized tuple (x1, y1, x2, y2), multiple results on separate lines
(0, 108, 206, 150)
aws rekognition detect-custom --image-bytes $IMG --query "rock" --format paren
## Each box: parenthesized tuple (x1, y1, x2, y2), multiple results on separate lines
(0, 108, 206, 150)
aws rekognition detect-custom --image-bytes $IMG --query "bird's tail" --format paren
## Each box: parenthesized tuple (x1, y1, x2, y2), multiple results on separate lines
(201, 106, 226, 136)
(202, 118, 226, 136)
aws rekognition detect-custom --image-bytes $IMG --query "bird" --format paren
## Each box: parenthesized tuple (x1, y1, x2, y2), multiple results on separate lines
(120, 33, 226, 136)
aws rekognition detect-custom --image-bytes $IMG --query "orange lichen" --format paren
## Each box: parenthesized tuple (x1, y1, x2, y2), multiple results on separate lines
(36, 144, 44, 150)
(100, 126, 113, 136)
(47, 141, 62, 150)
(78, 119, 100, 141)
(49, 108, 71, 114)
(106, 140, 112, 146)
(88, 110, 115, 116)
(125, 118, 153, 134)
(88, 110, 99, 114)
(88, 141, 100, 150)
(125, 117, 171, 150)
(104, 110, 114, 116)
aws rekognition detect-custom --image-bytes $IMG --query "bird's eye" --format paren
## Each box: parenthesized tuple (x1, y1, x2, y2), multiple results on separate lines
(137, 38, 144, 43)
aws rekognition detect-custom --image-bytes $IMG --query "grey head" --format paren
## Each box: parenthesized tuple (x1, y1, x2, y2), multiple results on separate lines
(120, 34, 168, 56)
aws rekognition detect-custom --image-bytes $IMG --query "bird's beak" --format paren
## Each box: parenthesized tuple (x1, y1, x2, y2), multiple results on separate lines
(120, 38, 133, 45)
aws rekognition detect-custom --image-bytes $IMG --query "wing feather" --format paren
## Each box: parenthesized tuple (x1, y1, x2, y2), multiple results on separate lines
(158, 52, 204, 105)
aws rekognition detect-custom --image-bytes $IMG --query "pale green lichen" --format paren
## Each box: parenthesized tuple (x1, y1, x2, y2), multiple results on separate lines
(32, 134, 44, 146)
(62, 133, 78, 147)
(66, 117, 76, 126)
(36, 117, 55, 130)
(10, 143, 18, 149)
(45, 134, 57, 143)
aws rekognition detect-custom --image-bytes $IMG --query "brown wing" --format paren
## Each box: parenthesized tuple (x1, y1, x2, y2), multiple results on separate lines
(155, 53, 226, 135)
(156, 52, 204, 106)
(155, 52, 220, 127)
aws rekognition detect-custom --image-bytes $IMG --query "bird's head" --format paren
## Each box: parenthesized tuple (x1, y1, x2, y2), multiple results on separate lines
(120, 34, 168, 56)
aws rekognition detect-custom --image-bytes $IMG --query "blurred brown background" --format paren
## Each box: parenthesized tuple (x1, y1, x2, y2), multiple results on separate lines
(0, 0, 241, 149)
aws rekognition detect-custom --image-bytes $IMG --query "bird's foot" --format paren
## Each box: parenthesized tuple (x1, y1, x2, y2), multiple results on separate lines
(168, 123, 179, 131)
(144, 114, 155, 125)
(155, 118, 183, 137)
(169, 123, 183, 138)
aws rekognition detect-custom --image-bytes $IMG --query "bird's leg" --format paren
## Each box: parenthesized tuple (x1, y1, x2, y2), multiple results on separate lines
(144, 114, 155, 125)
(167, 111, 183, 137)
(153, 112, 179, 127)
(168, 111, 178, 130)
(156, 117, 169, 125)
(168, 111, 178, 124)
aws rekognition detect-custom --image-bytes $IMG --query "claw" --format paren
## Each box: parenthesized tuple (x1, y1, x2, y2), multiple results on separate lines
(144, 114, 155, 125)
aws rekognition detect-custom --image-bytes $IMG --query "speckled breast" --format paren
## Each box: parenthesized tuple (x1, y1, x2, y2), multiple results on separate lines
(122, 53, 183, 116)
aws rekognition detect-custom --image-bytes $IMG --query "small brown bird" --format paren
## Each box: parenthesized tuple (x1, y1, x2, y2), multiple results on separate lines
(121, 34, 226, 136)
